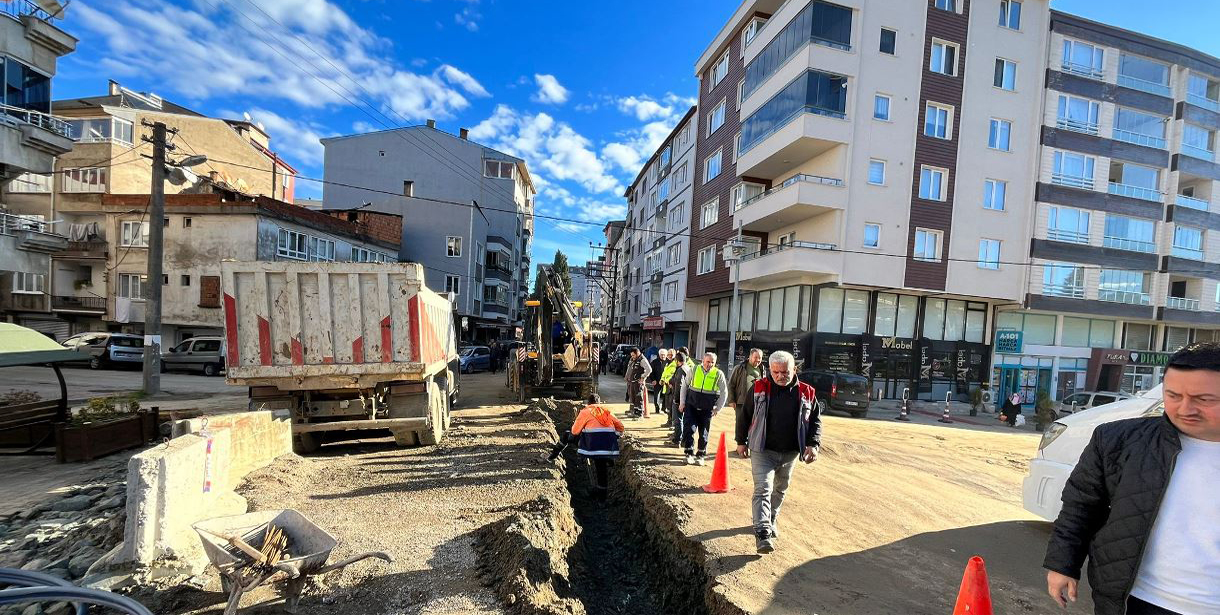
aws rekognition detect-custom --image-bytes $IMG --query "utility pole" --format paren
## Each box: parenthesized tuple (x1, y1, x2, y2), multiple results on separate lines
(141, 121, 173, 395)
(726, 218, 744, 371)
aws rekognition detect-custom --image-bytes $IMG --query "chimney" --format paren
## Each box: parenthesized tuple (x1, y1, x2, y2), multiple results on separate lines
(460, 128, 469, 140)
(426, 119, 436, 129)
(108, 80, 121, 95)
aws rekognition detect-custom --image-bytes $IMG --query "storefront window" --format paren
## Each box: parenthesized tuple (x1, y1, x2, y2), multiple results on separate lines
(709, 301, 722, 332)
(739, 293, 755, 331)
(817, 288, 842, 333)
(1123, 323, 1153, 350)
(875, 293, 898, 337)
(769, 291, 783, 329)
(758, 291, 773, 330)
(1090, 319, 1115, 347)
(897, 296, 917, 338)
(1063, 317, 1117, 348)
(781, 287, 798, 330)
(965, 309, 985, 343)
(1164, 326, 1191, 351)
(1024, 314, 1056, 345)
(923, 299, 946, 339)
(996, 311, 1022, 332)
(843, 290, 868, 334)
(944, 301, 966, 340)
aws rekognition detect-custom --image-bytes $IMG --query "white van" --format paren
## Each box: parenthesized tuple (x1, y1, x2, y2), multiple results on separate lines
(1022, 385, 1164, 521)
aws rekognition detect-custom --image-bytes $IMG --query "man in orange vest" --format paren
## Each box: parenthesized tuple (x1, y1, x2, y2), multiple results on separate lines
(546, 394, 625, 498)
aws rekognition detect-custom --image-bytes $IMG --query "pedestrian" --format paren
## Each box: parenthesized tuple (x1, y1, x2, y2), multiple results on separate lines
(1044, 342, 1220, 615)
(666, 352, 691, 447)
(624, 347, 651, 420)
(728, 349, 765, 456)
(545, 393, 625, 499)
(649, 349, 667, 417)
(735, 350, 820, 554)
(660, 351, 678, 428)
(1001, 393, 1022, 427)
(678, 352, 728, 465)
(489, 340, 500, 374)
(599, 343, 609, 375)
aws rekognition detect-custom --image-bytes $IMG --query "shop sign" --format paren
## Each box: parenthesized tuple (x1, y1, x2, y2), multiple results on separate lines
(956, 348, 968, 382)
(859, 340, 872, 380)
(735, 331, 752, 341)
(919, 345, 931, 382)
(643, 316, 665, 330)
(1128, 351, 1170, 367)
(994, 330, 1023, 354)
(881, 336, 914, 351)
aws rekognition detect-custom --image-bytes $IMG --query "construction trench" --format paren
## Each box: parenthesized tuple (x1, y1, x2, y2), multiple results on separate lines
(475, 398, 745, 615)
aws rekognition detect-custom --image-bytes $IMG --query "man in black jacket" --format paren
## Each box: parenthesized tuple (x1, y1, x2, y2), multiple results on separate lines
(1044, 342, 1220, 614)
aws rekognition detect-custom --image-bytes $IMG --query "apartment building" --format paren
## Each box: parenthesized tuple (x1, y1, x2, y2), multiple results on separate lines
(618, 106, 700, 349)
(0, 1, 76, 334)
(688, 0, 1050, 401)
(993, 12, 1220, 402)
(321, 122, 535, 344)
(600, 220, 628, 335)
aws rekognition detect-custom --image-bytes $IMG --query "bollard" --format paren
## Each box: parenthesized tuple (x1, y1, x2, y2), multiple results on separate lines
(939, 391, 953, 424)
(895, 387, 911, 421)
(1071, 402, 1078, 416)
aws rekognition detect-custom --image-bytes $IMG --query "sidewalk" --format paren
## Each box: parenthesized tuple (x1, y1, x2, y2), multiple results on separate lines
(858, 399, 1046, 435)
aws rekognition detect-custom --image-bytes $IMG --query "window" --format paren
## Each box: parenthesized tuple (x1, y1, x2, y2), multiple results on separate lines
(1173, 226, 1205, 260)
(1104, 215, 1156, 253)
(668, 204, 683, 231)
(879, 28, 896, 55)
(696, 246, 716, 275)
(983, 179, 1006, 210)
(934, 0, 956, 11)
(446, 236, 462, 257)
(1113, 108, 1167, 148)
(277, 229, 307, 260)
(816, 287, 868, 334)
(863, 223, 880, 248)
(1062, 317, 1116, 348)
(978, 239, 1000, 269)
(999, 0, 1021, 29)
(924, 103, 951, 139)
(2, 56, 51, 114)
(1052, 151, 1096, 189)
(306, 237, 335, 262)
(445, 275, 460, 295)
(708, 100, 726, 135)
(664, 281, 678, 302)
(183, 217, 192, 228)
(66, 117, 132, 144)
(741, 1, 852, 99)
(731, 182, 764, 211)
(176, 274, 189, 287)
(704, 150, 722, 183)
(658, 176, 671, 202)
(1062, 39, 1104, 79)
(923, 299, 982, 341)
(1119, 54, 1170, 97)
(930, 40, 958, 76)
(711, 53, 729, 88)
(919, 166, 947, 201)
(674, 163, 688, 186)
(913, 228, 942, 261)
(1056, 95, 1100, 135)
(1099, 270, 1151, 304)
(667, 244, 682, 266)
(868, 159, 886, 185)
(988, 118, 1012, 151)
(118, 273, 146, 300)
(743, 17, 768, 48)
(1047, 206, 1090, 243)
(120, 221, 150, 247)
(11, 272, 44, 294)
(873, 94, 891, 120)
(1188, 73, 1220, 111)
(9, 172, 51, 193)
(993, 59, 1017, 90)
(482, 160, 515, 179)
(873, 293, 919, 338)
(739, 69, 848, 154)
(62, 167, 107, 193)
(1109, 161, 1160, 201)
(660, 145, 672, 168)
(701, 198, 720, 229)
(1183, 124, 1215, 160)
(1043, 263, 1085, 298)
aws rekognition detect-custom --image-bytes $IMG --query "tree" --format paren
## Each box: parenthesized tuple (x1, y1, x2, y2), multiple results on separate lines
(552, 250, 572, 297)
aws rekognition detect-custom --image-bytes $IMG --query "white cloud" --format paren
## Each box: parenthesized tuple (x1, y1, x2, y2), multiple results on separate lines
(351, 120, 377, 134)
(616, 96, 670, 121)
(532, 74, 570, 105)
(454, 4, 480, 31)
(437, 64, 490, 97)
(601, 142, 641, 174)
(599, 91, 697, 175)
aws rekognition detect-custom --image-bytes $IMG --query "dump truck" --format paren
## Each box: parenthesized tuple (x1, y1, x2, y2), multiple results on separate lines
(509, 268, 597, 402)
(221, 262, 459, 453)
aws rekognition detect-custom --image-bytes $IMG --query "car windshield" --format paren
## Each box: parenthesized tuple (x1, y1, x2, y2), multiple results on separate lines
(460, 348, 475, 357)
(111, 337, 143, 348)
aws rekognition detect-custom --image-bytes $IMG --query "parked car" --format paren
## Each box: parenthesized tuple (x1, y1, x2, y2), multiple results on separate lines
(1022, 385, 1163, 521)
(799, 369, 870, 418)
(61, 332, 144, 369)
(1055, 390, 1133, 417)
(161, 336, 226, 376)
(459, 346, 492, 373)
(608, 344, 635, 375)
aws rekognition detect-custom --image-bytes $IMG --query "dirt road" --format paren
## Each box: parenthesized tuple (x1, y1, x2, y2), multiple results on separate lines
(597, 377, 1092, 614)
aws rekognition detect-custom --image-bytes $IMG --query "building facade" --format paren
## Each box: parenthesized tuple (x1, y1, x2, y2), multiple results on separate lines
(321, 122, 535, 344)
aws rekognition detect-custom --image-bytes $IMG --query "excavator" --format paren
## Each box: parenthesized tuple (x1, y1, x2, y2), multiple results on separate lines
(509, 268, 597, 402)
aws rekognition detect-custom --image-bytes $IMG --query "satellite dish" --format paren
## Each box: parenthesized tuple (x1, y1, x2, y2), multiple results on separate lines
(167, 166, 199, 186)
(257, 122, 265, 132)
(243, 111, 252, 122)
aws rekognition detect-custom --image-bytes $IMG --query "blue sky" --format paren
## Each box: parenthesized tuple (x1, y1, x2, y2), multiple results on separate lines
(51, 0, 1220, 271)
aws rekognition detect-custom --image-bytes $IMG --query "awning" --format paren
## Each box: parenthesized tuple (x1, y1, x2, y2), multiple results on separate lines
(0, 323, 82, 368)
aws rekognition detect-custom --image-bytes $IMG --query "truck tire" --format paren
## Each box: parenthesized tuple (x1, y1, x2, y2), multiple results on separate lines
(416, 381, 445, 446)
(392, 429, 419, 446)
(293, 431, 321, 454)
(203, 363, 220, 377)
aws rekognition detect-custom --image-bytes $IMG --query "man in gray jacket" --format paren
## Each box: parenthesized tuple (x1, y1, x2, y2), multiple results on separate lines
(624, 347, 651, 420)
(679, 352, 728, 465)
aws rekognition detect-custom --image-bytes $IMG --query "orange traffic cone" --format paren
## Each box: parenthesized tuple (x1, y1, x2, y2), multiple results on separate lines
(702, 432, 732, 493)
(951, 556, 993, 615)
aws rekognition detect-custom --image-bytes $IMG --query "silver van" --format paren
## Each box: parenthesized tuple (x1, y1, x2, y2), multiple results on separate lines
(161, 336, 226, 376)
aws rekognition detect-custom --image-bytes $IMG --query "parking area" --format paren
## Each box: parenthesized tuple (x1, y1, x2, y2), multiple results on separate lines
(0, 364, 244, 403)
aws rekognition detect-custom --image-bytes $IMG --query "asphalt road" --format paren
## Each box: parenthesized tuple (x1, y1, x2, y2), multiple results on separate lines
(0, 364, 244, 402)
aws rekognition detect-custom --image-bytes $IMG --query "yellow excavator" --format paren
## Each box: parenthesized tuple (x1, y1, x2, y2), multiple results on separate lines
(509, 268, 597, 402)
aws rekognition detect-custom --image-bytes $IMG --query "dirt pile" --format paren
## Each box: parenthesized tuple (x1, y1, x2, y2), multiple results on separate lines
(476, 494, 584, 615)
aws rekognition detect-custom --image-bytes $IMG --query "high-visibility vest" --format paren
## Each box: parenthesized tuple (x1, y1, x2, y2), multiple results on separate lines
(691, 366, 721, 394)
(660, 362, 678, 393)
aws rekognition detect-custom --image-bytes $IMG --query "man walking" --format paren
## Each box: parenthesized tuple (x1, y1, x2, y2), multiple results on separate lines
(679, 352, 728, 465)
(1044, 342, 1220, 614)
(650, 349, 668, 417)
(666, 351, 691, 446)
(599, 343, 609, 375)
(624, 347, 651, 420)
(660, 351, 678, 428)
(736, 350, 819, 554)
(728, 349, 765, 455)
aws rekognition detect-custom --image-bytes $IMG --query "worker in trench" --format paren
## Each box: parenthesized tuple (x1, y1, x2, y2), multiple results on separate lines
(543, 394, 625, 498)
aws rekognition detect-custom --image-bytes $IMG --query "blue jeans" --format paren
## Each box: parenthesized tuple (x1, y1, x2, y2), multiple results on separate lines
(750, 449, 799, 534)
(669, 395, 684, 442)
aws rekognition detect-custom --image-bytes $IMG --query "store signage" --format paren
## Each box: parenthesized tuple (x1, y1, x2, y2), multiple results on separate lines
(642, 316, 665, 330)
(994, 330, 1023, 354)
(1129, 351, 1170, 367)
(859, 340, 872, 380)
(956, 348, 968, 382)
(1103, 352, 1127, 362)
(735, 331, 752, 341)
(881, 337, 913, 351)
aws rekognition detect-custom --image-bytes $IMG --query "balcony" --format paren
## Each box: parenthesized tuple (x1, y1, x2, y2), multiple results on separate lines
(1112, 129, 1166, 149)
(53, 239, 108, 260)
(1176, 194, 1211, 212)
(1167, 296, 1201, 311)
(51, 295, 106, 313)
(734, 241, 840, 289)
(1108, 182, 1163, 203)
(1117, 74, 1171, 97)
(1050, 173, 1094, 190)
(735, 174, 845, 232)
(1061, 61, 1104, 81)
(485, 265, 512, 282)
(1182, 144, 1215, 162)
(1103, 235, 1157, 253)
(0, 212, 67, 252)
(1172, 245, 1204, 260)
(1043, 284, 1086, 299)
(1098, 289, 1151, 305)
(1187, 93, 1220, 112)
(0, 103, 75, 159)
(1047, 229, 1089, 245)
(1055, 117, 1099, 136)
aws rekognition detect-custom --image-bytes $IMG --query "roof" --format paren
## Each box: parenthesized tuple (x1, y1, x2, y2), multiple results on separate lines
(1051, 10, 1220, 76)
(624, 105, 698, 196)
(53, 92, 204, 118)
(0, 323, 81, 368)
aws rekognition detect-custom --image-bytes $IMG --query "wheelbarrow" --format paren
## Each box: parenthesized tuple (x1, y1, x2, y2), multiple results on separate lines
(193, 509, 391, 615)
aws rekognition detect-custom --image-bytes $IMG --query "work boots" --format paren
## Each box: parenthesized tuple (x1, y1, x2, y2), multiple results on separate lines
(755, 529, 775, 554)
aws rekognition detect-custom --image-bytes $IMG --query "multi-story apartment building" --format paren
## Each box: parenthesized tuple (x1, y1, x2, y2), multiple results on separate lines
(688, 0, 1051, 402)
(600, 220, 628, 335)
(995, 12, 1220, 402)
(0, 2, 76, 334)
(321, 121, 535, 344)
(619, 106, 700, 349)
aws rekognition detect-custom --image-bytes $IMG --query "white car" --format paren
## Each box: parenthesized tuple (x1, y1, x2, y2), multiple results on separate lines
(1022, 385, 1165, 521)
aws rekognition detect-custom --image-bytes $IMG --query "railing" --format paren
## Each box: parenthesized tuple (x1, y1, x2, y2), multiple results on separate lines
(740, 240, 837, 262)
(1187, 93, 1220, 112)
(1043, 284, 1086, 299)
(0, 0, 58, 21)
(1118, 74, 1172, 97)
(1182, 143, 1215, 162)
(0, 103, 72, 139)
(1176, 194, 1210, 211)
(1099, 289, 1151, 305)
(1051, 173, 1094, 190)
(1167, 296, 1201, 311)
(0, 211, 55, 235)
(739, 104, 848, 157)
(1103, 235, 1157, 253)
(51, 295, 106, 311)
(1172, 245, 1205, 260)
(1108, 181, 1163, 203)
(1056, 117, 1099, 135)
(736, 173, 845, 211)
(1047, 229, 1089, 244)
(1112, 129, 1166, 149)
(1061, 61, 1104, 80)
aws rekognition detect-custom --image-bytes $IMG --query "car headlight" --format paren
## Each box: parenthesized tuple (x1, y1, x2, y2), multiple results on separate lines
(1038, 422, 1069, 451)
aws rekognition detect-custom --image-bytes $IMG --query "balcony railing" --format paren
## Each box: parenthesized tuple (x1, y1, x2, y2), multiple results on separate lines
(0, 103, 72, 139)
(1103, 236, 1157, 253)
(1098, 289, 1151, 305)
(736, 173, 845, 211)
(0, 0, 58, 21)
(1047, 229, 1089, 244)
(51, 295, 106, 312)
(1118, 74, 1172, 97)
(1056, 117, 1099, 135)
(1182, 143, 1215, 162)
(0, 212, 55, 235)
(1172, 245, 1205, 260)
(1051, 173, 1094, 190)
(740, 240, 837, 262)
(1167, 296, 1201, 311)
(1187, 93, 1220, 112)
(1108, 181, 1163, 202)
(1043, 284, 1086, 299)
(1061, 61, 1104, 80)
(1112, 129, 1166, 149)
(1176, 194, 1211, 211)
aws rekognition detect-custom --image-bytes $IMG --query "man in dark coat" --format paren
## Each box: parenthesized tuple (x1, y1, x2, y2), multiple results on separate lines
(1044, 342, 1220, 614)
